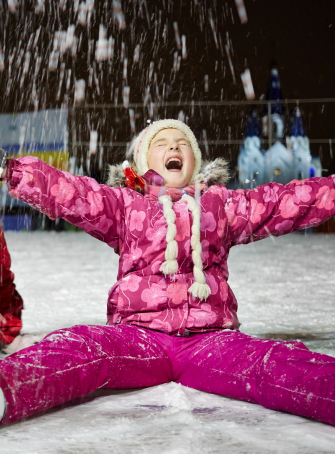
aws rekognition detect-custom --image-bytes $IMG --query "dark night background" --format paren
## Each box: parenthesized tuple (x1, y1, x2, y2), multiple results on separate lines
(0, 0, 335, 179)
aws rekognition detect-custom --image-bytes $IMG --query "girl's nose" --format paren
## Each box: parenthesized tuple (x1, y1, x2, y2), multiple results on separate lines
(170, 143, 179, 150)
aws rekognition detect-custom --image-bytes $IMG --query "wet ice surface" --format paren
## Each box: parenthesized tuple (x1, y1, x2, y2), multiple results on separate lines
(1, 232, 335, 453)
(3, 383, 335, 454)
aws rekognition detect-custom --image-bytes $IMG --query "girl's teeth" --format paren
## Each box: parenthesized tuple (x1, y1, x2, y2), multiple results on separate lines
(165, 157, 182, 170)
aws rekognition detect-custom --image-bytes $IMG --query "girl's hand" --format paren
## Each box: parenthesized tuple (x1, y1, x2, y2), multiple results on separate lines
(0, 148, 8, 180)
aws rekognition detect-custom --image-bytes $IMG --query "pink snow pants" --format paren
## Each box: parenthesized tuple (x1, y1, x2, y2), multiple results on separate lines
(1, 324, 335, 426)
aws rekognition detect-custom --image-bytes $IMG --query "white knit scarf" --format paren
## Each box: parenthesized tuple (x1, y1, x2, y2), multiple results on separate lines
(158, 194, 211, 301)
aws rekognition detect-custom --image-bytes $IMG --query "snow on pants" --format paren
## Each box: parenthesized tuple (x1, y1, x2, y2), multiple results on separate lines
(1, 324, 335, 426)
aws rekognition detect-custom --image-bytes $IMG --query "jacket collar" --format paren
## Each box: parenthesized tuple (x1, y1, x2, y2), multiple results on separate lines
(142, 169, 207, 203)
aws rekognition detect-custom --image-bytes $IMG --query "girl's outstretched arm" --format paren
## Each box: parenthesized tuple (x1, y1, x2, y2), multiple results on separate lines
(4, 156, 125, 249)
(224, 174, 335, 246)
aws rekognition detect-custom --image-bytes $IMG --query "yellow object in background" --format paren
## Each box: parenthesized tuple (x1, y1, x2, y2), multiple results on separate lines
(8, 152, 69, 172)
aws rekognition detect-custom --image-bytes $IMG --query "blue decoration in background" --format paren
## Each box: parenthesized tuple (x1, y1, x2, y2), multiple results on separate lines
(263, 68, 284, 115)
(291, 109, 305, 137)
(244, 111, 261, 138)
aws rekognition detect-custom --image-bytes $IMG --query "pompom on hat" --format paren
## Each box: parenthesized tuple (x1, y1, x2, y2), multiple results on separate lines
(125, 119, 202, 184)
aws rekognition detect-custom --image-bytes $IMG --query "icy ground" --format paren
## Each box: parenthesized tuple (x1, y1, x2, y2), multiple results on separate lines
(1, 231, 335, 453)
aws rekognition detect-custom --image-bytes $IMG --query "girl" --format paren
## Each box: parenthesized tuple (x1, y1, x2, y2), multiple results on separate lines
(0, 119, 335, 426)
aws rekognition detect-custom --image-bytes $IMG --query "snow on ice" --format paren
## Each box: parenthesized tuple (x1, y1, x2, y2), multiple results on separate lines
(1, 231, 335, 453)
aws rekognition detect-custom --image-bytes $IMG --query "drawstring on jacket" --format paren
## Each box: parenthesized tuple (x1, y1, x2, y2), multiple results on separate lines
(158, 194, 211, 301)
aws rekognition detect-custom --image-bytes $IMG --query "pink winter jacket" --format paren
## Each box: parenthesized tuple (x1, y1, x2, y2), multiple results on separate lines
(6, 156, 335, 336)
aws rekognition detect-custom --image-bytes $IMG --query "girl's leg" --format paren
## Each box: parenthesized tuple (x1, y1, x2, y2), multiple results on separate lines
(176, 331, 335, 425)
(0, 324, 172, 425)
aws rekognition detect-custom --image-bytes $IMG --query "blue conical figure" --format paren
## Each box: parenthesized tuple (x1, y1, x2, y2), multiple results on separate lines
(239, 111, 264, 188)
(262, 68, 284, 116)
(244, 110, 261, 138)
(290, 108, 321, 180)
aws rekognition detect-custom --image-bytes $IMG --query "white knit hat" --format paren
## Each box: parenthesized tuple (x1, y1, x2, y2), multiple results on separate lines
(126, 119, 202, 184)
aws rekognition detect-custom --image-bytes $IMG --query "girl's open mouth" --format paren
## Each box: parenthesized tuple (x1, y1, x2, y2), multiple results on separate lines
(165, 156, 183, 171)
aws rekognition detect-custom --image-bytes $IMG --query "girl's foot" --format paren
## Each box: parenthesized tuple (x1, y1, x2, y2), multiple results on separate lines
(3, 333, 46, 355)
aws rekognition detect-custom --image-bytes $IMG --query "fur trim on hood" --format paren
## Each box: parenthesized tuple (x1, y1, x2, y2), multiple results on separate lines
(106, 157, 230, 188)
(195, 158, 230, 187)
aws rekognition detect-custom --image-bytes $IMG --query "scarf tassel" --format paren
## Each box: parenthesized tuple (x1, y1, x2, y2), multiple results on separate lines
(188, 281, 211, 300)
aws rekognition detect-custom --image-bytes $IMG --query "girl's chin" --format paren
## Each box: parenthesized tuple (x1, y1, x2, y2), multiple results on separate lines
(161, 169, 192, 188)
(165, 178, 190, 188)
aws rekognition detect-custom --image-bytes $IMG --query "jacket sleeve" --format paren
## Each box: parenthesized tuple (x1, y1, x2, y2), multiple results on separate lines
(224, 175, 335, 246)
(5, 156, 125, 248)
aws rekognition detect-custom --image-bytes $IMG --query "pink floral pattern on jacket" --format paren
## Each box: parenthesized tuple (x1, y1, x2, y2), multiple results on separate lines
(6, 157, 335, 335)
(50, 178, 75, 204)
